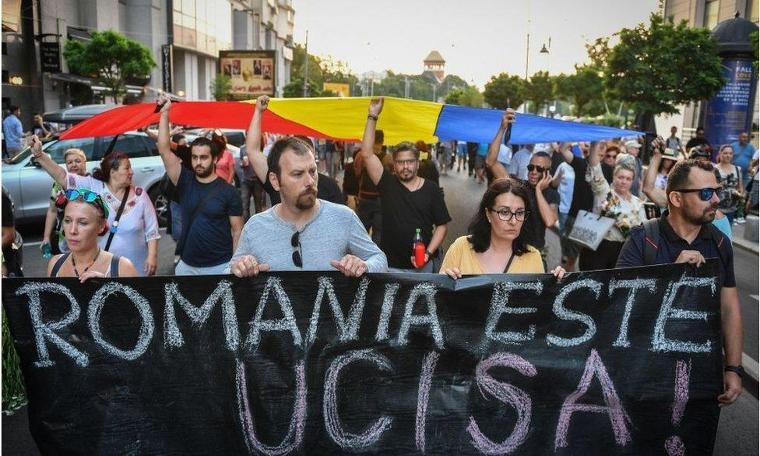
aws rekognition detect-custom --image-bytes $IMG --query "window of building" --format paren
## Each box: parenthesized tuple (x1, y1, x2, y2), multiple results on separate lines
(704, 0, 719, 29)
(173, 0, 231, 55)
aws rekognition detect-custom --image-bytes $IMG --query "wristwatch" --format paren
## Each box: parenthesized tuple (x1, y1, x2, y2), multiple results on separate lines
(724, 365, 745, 378)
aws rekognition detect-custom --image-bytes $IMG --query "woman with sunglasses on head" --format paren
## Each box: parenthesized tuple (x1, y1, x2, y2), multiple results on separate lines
(585, 147, 647, 270)
(31, 136, 160, 276)
(41, 148, 88, 257)
(440, 178, 565, 279)
(47, 189, 138, 281)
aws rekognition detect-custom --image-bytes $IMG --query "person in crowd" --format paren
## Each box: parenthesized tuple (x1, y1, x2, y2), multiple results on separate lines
(622, 140, 643, 196)
(416, 141, 440, 186)
(2, 105, 23, 159)
(440, 178, 565, 279)
(644, 140, 732, 240)
(715, 144, 745, 225)
(474, 142, 488, 184)
(509, 144, 532, 181)
(32, 114, 54, 141)
(487, 110, 559, 263)
(685, 126, 712, 160)
(617, 158, 744, 407)
(229, 136, 387, 278)
(551, 154, 577, 271)
(437, 140, 453, 176)
(653, 146, 679, 190)
(211, 130, 236, 185)
(599, 144, 619, 184)
(342, 145, 361, 209)
(747, 149, 759, 214)
(557, 139, 598, 271)
(730, 132, 755, 194)
(666, 126, 683, 157)
(157, 98, 243, 275)
(2, 187, 22, 277)
(466, 142, 478, 177)
(31, 137, 160, 276)
(352, 121, 386, 244)
(41, 148, 88, 256)
(585, 149, 647, 270)
(456, 140, 467, 173)
(239, 145, 266, 220)
(47, 188, 138, 280)
(243, 97, 347, 207)
(358, 98, 451, 272)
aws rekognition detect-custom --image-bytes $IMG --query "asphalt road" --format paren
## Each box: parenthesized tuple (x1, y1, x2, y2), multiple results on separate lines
(4, 166, 758, 454)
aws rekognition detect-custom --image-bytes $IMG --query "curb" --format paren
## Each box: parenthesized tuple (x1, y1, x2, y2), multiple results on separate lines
(733, 238, 759, 255)
(742, 353, 759, 399)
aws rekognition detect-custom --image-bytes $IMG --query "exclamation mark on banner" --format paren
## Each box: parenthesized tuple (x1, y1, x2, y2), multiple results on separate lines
(665, 359, 691, 456)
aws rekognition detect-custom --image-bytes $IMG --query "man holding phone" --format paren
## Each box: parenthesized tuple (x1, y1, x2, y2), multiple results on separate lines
(486, 110, 559, 261)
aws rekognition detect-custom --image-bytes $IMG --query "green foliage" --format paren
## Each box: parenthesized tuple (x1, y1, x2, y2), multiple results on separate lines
(63, 30, 155, 103)
(290, 44, 358, 97)
(209, 74, 232, 101)
(552, 65, 605, 116)
(524, 71, 553, 113)
(444, 86, 484, 107)
(483, 73, 525, 109)
(751, 31, 759, 70)
(282, 77, 321, 98)
(590, 13, 723, 116)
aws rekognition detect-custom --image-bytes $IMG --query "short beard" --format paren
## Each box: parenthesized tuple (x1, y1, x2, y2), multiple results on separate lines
(684, 204, 718, 225)
(397, 171, 416, 183)
(295, 189, 317, 210)
(195, 164, 214, 178)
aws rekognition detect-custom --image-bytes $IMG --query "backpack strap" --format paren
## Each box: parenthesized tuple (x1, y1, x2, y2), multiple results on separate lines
(706, 224, 729, 267)
(50, 253, 70, 277)
(110, 255, 121, 278)
(643, 219, 660, 265)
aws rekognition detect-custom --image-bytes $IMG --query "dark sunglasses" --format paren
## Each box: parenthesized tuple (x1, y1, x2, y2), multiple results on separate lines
(62, 188, 110, 217)
(291, 231, 303, 268)
(675, 187, 721, 201)
(526, 164, 548, 173)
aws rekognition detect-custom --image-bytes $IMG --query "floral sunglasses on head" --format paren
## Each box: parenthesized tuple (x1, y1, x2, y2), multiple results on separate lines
(55, 188, 110, 218)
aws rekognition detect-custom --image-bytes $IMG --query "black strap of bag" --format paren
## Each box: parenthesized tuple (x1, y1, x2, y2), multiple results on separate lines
(176, 184, 223, 256)
(503, 252, 516, 273)
(105, 186, 130, 252)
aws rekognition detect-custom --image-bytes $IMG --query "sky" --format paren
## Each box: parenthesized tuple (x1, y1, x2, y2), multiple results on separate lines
(293, 0, 660, 89)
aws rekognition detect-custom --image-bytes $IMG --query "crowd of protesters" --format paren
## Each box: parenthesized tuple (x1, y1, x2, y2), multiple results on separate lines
(9, 96, 754, 407)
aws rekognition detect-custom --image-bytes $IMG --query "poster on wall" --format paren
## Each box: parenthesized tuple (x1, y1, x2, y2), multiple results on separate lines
(218, 50, 276, 99)
(702, 58, 758, 146)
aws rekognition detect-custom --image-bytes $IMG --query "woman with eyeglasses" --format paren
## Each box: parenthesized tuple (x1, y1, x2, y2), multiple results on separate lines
(47, 189, 138, 280)
(31, 136, 160, 276)
(41, 148, 88, 257)
(440, 178, 565, 279)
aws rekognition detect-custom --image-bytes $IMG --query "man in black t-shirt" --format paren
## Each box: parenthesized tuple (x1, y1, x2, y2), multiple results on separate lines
(485, 111, 559, 258)
(358, 98, 451, 271)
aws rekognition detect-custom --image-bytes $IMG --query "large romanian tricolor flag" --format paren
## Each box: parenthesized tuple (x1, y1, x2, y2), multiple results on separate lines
(60, 97, 641, 144)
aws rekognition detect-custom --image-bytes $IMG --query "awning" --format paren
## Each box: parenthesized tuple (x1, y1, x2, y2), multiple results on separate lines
(50, 73, 146, 95)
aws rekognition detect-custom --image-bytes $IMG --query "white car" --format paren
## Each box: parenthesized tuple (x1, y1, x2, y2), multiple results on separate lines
(2, 132, 168, 225)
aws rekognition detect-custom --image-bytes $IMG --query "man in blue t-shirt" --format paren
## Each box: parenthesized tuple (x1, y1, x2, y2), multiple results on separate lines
(157, 97, 243, 275)
(617, 159, 744, 407)
(730, 132, 756, 185)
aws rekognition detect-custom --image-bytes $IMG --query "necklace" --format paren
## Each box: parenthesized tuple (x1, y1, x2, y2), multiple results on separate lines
(72, 248, 101, 278)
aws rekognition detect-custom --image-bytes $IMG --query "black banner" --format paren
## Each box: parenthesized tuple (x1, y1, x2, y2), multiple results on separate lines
(2, 263, 723, 455)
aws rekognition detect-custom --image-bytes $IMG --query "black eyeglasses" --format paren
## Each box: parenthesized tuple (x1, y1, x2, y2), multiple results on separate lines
(291, 231, 303, 267)
(488, 207, 529, 222)
(675, 187, 721, 201)
(526, 164, 548, 173)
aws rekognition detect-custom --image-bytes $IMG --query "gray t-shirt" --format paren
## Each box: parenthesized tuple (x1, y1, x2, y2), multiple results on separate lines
(230, 200, 387, 272)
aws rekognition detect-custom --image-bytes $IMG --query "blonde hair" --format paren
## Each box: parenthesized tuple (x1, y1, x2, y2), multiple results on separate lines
(64, 148, 86, 162)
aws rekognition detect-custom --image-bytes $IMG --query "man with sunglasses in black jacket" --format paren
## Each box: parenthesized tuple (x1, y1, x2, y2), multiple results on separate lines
(616, 158, 744, 408)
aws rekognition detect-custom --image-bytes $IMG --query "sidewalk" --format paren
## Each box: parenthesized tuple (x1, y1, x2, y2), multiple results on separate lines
(732, 221, 759, 254)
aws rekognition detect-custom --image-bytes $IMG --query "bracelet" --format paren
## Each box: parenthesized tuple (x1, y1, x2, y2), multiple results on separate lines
(425, 250, 433, 257)
(724, 365, 745, 378)
(367, 114, 378, 121)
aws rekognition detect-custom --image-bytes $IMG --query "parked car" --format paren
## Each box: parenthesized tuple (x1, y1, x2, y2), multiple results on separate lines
(2, 132, 168, 226)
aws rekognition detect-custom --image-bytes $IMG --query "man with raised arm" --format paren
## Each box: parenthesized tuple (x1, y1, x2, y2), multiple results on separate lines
(357, 98, 451, 272)
(229, 96, 386, 278)
(157, 97, 243, 275)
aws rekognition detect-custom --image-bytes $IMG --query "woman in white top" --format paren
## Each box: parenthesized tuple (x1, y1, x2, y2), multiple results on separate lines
(31, 136, 160, 276)
(715, 144, 744, 224)
(586, 146, 646, 270)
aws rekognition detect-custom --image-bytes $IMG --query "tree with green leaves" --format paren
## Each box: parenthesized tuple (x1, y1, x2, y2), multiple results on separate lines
(209, 74, 232, 101)
(590, 13, 723, 117)
(63, 30, 155, 103)
(524, 71, 553, 114)
(445, 86, 484, 107)
(553, 65, 605, 116)
(483, 73, 525, 109)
